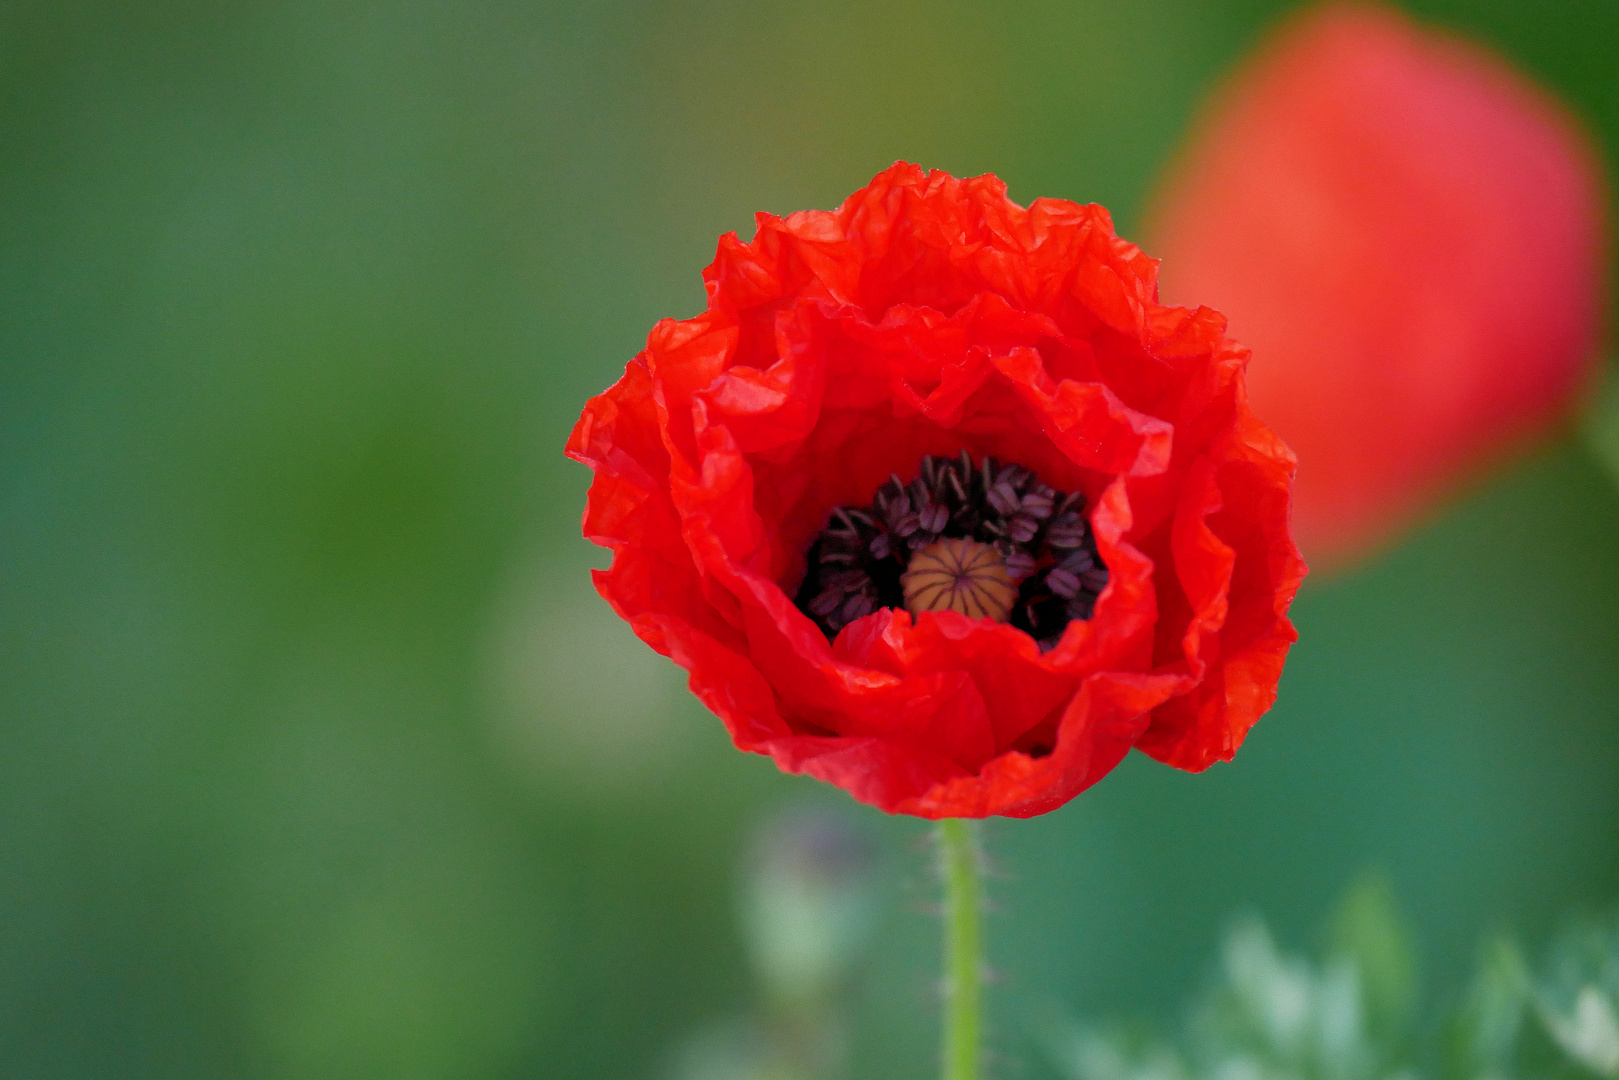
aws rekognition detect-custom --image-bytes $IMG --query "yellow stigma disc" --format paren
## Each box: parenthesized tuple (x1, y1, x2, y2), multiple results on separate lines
(901, 538, 1016, 623)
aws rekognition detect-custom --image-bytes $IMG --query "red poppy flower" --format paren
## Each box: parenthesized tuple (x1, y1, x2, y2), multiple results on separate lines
(567, 164, 1305, 818)
(1148, 2, 1608, 568)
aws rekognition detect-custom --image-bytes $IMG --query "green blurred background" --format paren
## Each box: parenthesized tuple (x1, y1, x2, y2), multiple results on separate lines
(2, 0, 1616, 1076)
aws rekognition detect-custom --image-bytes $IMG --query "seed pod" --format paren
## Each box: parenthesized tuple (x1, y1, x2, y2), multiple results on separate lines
(901, 539, 1017, 623)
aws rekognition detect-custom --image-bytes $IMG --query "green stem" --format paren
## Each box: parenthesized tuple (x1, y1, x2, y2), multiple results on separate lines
(938, 818, 982, 1080)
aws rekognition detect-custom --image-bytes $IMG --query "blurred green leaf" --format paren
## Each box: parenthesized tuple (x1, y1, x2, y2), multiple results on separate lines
(1536, 914, 1619, 1079)
(1199, 915, 1382, 1080)
(1047, 903, 1619, 1080)
(1053, 904, 1415, 1080)
(1056, 1025, 1192, 1080)
(1329, 874, 1419, 1048)
(1446, 936, 1530, 1080)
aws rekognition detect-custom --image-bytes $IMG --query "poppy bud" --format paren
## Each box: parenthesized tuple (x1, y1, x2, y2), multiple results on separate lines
(741, 809, 875, 1008)
(1148, 2, 1608, 567)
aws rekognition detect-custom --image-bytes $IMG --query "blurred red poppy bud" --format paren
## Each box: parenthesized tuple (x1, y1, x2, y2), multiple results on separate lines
(1148, 2, 1608, 567)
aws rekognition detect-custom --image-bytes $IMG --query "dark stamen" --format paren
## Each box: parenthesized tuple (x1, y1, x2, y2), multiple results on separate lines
(793, 453, 1108, 651)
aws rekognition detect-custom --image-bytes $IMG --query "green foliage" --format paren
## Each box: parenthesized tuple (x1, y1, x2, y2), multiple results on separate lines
(1445, 936, 1530, 1080)
(1051, 886, 1619, 1080)
(1330, 875, 1419, 1051)
(1054, 882, 1422, 1080)
(1535, 915, 1619, 1079)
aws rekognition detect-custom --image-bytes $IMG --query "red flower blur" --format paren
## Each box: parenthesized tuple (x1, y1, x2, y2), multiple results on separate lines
(1149, 2, 1608, 568)
(567, 164, 1305, 818)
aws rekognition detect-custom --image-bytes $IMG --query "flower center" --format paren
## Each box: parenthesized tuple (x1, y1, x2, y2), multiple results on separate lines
(793, 451, 1108, 651)
(902, 539, 1016, 622)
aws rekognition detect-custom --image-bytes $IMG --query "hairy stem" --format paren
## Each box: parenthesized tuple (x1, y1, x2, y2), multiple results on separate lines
(938, 818, 982, 1080)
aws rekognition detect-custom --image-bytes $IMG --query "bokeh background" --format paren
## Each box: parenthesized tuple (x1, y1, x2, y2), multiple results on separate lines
(2, 0, 1617, 1076)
